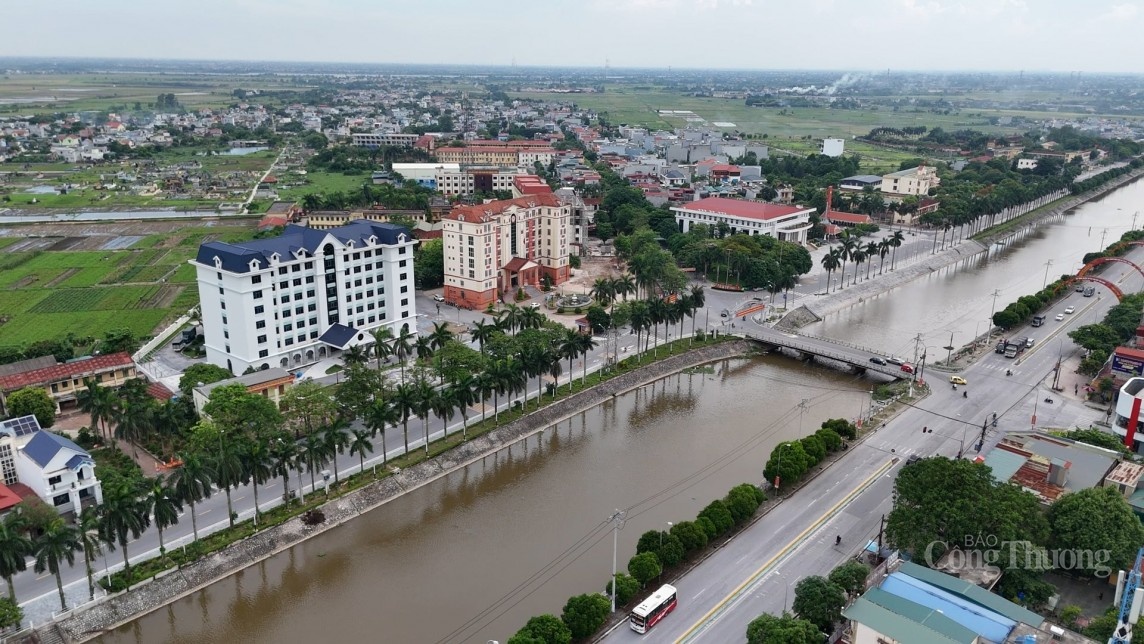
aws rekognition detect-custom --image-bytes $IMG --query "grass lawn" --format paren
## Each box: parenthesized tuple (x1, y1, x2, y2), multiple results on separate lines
(277, 170, 371, 201)
(0, 223, 254, 348)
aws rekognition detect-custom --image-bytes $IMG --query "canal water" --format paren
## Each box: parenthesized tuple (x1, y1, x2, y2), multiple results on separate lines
(98, 178, 1143, 643)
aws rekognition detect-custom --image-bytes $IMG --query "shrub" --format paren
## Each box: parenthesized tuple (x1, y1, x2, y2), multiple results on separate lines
(815, 428, 842, 452)
(606, 573, 641, 606)
(301, 509, 326, 526)
(698, 500, 735, 536)
(561, 593, 610, 639)
(696, 516, 718, 540)
(670, 520, 708, 552)
(627, 552, 662, 586)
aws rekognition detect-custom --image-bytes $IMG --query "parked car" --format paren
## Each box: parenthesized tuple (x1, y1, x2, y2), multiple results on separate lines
(530, 302, 541, 309)
(907, 454, 922, 465)
(1055, 313, 1065, 321)
(949, 375, 967, 385)
(886, 357, 903, 366)
(900, 363, 915, 374)
(869, 357, 888, 366)
(433, 294, 445, 302)
(1075, 283, 1085, 292)
(1064, 306, 1075, 314)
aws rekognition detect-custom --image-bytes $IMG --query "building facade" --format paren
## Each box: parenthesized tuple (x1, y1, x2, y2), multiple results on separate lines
(193, 221, 418, 375)
(435, 168, 523, 197)
(441, 195, 570, 308)
(15, 428, 102, 516)
(352, 132, 418, 148)
(0, 353, 137, 415)
(670, 197, 814, 243)
(192, 367, 296, 415)
(881, 165, 940, 196)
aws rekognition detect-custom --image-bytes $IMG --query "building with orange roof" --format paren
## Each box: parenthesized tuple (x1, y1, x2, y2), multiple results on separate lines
(0, 353, 137, 415)
(441, 194, 570, 308)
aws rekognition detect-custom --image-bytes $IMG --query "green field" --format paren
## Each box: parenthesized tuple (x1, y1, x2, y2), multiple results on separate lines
(276, 170, 371, 201)
(0, 73, 319, 115)
(0, 224, 256, 349)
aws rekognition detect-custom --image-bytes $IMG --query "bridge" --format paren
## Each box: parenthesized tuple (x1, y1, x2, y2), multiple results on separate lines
(735, 327, 910, 380)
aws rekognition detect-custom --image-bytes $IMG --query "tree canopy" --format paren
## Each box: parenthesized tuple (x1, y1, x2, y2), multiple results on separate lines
(1048, 487, 1144, 575)
(6, 387, 55, 428)
(746, 613, 825, 644)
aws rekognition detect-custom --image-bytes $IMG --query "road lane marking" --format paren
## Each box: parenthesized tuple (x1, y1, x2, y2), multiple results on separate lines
(673, 458, 896, 644)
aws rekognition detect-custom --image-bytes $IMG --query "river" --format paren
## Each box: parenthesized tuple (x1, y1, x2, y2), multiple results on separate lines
(97, 179, 1143, 643)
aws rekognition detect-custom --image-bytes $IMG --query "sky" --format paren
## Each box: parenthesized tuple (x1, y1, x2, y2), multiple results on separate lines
(3, 0, 1143, 73)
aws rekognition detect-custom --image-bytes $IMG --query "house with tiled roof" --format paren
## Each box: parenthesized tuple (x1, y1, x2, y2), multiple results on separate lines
(15, 427, 102, 516)
(441, 194, 570, 308)
(0, 352, 137, 416)
(193, 221, 418, 374)
(192, 367, 295, 415)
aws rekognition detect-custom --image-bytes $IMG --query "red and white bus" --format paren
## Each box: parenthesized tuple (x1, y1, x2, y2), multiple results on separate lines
(629, 584, 678, 634)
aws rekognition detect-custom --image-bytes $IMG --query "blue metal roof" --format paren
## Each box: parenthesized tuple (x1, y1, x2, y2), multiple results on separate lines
(195, 220, 412, 275)
(881, 571, 1016, 643)
(65, 454, 92, 471)
(22, 431, 90, 469)
(318, 323, 358, 349)
(0, 415, 41, 438)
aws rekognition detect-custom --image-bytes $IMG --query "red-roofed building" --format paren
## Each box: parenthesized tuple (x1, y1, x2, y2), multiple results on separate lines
(670, 197, 814, 243)
(441, 194, 571, 308)
(0, 484, 22, 513)
(512, 175, 552, 196)
(825, 211, 874, 227)
(710, 164, 741, 182)
(0, 353, 138, 414)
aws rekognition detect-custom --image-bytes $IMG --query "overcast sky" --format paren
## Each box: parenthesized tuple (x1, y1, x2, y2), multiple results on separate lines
(3, 0, 1142, 73)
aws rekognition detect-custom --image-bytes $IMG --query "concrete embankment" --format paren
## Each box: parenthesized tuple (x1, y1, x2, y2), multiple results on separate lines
(777, 167, 1144, 331)
(57, 340, 755, 642)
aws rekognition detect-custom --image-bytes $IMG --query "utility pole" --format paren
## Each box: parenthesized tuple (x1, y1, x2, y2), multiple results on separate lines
(988, 289, 1001, 337)
(876, 514, 886, 563)
(1101, 228, 1108, 248)
(608, 509, 626, 613)
(1052, 340, 1064, 390)
(797, 398, 809, 435)
(1133, 211, 1139, 231)
(1042, 259, 1053, 289)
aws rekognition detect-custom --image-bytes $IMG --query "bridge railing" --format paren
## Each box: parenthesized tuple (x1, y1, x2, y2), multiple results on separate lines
(739, 330, 904, 378)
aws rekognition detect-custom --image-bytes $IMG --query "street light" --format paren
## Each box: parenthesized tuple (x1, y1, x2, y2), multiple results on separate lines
(944, 331, 958, 366)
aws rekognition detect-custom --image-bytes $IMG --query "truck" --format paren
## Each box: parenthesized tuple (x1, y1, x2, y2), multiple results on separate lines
(1003, 337, 1027, 359)
(1031, 314, 1046, 327)
(172, 325, 201, 351)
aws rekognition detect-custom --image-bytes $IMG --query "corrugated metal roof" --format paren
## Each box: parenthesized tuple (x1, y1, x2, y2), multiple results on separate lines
(899, 561, 1044, 627)
(843, 595, 970, 644)
(983, 449, 1027, 482)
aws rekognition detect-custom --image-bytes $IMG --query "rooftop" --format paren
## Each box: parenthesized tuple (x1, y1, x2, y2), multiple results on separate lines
(193, 367, 294, 399)
(195, 220, 413, 275)
(444, 194, 562, 223)
(671, 197, 810, 222)
(984, 431, 1119, 493)
(21, 431, 92, 470)
(842, 174, 885, 184)
(0, 353, 135, 393)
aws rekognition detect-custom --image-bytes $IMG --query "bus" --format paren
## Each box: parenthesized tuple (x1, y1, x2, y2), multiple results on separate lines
(629, 584, 678, 634)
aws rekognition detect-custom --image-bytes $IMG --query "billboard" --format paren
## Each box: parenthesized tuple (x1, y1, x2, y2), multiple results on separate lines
(1112, 351, 1144, 379)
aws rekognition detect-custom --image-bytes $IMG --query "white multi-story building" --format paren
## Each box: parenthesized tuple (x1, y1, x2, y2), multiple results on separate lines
(193, 221, 418, 375)
(435, 168, 523, 196)
(822, 138, 845, 157)
(670, 197, 814, 243)
(441, 194, 570, 309)
(352, 132, 419, 148)
(14, 422, 102, 516)
(881, 165, 940, 196)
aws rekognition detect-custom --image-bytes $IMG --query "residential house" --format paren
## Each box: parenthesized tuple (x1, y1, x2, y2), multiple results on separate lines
(980, 431, 1120, 504)
(192, 367, 296, 415)
(15, 427, 103, 516)
(880, 165, 940, 197)
(0, 353, 138, 415)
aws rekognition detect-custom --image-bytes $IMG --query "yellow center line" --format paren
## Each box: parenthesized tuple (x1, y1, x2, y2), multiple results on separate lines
(674, 458, 896, 644)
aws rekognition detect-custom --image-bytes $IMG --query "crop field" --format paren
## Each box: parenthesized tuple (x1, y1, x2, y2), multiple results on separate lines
(0, 222, 253, 349)
(0, 73, 318, 114)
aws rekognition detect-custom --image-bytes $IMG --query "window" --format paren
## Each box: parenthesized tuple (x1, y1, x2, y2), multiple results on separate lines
(48, 475, 62, 486)
(308, 303, 317, 312)
(307, 289, 315, 298)
(217, 272, 223, 280)
(222, 316, 228, 325)
(279, 281, 288, 289)
(295, 306, 304, 314)
(218, 287, 224, 295)
(401, 298, 409, 306)
(53, 494, 70, 507)
(254, 305, 264, 314)
(293, 278, 302, 286)
(400, 273, 407, 281)
(310, 331, 318, 339)
(256, 320, 266, 329)
(283, 324, 293, 332)
(220, 301, 226, 310)
(285, 338, 294, 346)
(223, 330, 229, 339)
(257, 334, 267, 343)
(278, 267, 288, 275)
(399, 259, 407, 267)
(306, 275, 315, 284)
(253, 290, 263, 299)
(259, 349, 269, 358)
(281, 294, 291, 303)
(399, 246, 407, 254)
(400, 285, 408, 293)
(291, 264, 301, 272)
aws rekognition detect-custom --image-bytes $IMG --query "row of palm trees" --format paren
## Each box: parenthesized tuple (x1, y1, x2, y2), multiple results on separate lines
(820, 230, 905, 292)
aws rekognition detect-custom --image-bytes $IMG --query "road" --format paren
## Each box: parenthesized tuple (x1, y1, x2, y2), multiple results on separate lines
(600, 252, 1142, 643)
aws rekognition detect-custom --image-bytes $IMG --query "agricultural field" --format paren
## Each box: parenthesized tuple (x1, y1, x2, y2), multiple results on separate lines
(276, 170, 371, 201)
(0, 221, 256, 349)
(0, 72, 319, 114)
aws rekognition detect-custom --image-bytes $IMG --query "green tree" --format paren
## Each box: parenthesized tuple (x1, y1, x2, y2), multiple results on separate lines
(168, 450, 215, 542)
(415, 239, 445, 289)
(178, 363, 234, 396)
(6, 386, 55, 428)
(698, 499, 735, 536)
(627, 551, 662, 587)
(746, 613, 824, 644)
(560, 593, 611, 640)
(0, 514, 31, 602)
(0, 597, 22, 630)
(76, 508, 103, 602)
(827, 560, 870, 597)
(146, 475, 181, 556)
(1048, 487, 1144, 574)
(33, 517, 80, 611)
(97, 480, 151, 590)
(670, 521, 709, 553)
(791, 576, 845, 633)
(509, 614, 572, 644)
(101, 328, 138, 354)
(1058, 428, 1129, 453)
(204, 383, 283, 439)
(606, 573, 641, 606)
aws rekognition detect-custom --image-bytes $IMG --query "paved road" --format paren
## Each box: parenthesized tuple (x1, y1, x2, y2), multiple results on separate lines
(601, 252, 1142, 643)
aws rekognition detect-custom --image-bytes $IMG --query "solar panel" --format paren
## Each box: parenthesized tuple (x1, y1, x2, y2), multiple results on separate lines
(0, 415, 41, 437)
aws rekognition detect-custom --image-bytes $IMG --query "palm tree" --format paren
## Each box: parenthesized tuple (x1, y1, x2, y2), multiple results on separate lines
(270, 439, 299, 504)
(348, 428, 374, 475)
(615, 274, 636, 302)
(98, 480, 151, 590)
(0, 514, 30, 602)
(414, 335, 434, 362)
(450, 374, 478, 439)
(300, 431, 331, 496)
(413, 380, 435, 455)
(500, 304, 522, 335)
(34, 517, 80, 611)
(889, 230, 904, 270)
(368, 326, 394, 372)
(365, 399, 398, 465)
(849, 247, 866, 286)
(590, 278, 615, 307)
(392, 327, 415, 382)
(630, 301, 651, 363)
(76, 508, 102, 602)
(821, 248, 841, 292)
(648, 298, 668, 357)
(392, 382, 418, 455)
(113, 396, 153, 459)
(486, 360, 512, 424)
(559, 329, 579, 393)
(432, 386, 458, 439)
(576, 333, 598, 385)
(863, 242, 879, 280)
(470, 320, 497, 353)
(168, 451, 214, 542)
(241, 440, 273, 526)
(428, 321, 454, 351)
(689, 285, 706, 346)
(519, 306, 544, 331)
(877, 239, 890, 275)
(146, 475, 181, 557)
(77, 379, 115, 441)
(323, 419, 350, 487)
(838, 233, 856, 288)
(213, 438, 246, 528)
(547, 359, 563, 398)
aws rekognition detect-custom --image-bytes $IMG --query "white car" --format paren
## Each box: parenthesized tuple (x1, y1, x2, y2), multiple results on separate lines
(1064, 306, 1075, 314)
(1055, 313, 1065, 321)
(433, 294, 445, 302)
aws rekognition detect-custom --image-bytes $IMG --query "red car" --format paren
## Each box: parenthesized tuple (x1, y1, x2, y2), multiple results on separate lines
(900, 363, 915, 374)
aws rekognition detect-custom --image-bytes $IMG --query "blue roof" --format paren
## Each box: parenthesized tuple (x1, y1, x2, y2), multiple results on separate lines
(65, 454, 93, 470)
(22, 431, 90, 469)
(881, 571, 1016, 642)
(318, 323, 358, 349)
(0, 415, 41, 438)
(195, 220, 412, 275)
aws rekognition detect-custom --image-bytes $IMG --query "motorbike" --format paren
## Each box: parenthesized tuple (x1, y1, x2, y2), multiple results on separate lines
(962, 391, 968, 398)
(1044, 397, 1054, 404)
(1005, 369, 1012, 376)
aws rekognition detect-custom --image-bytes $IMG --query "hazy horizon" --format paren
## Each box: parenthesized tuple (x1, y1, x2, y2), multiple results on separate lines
(3, 0, 1142, 74)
